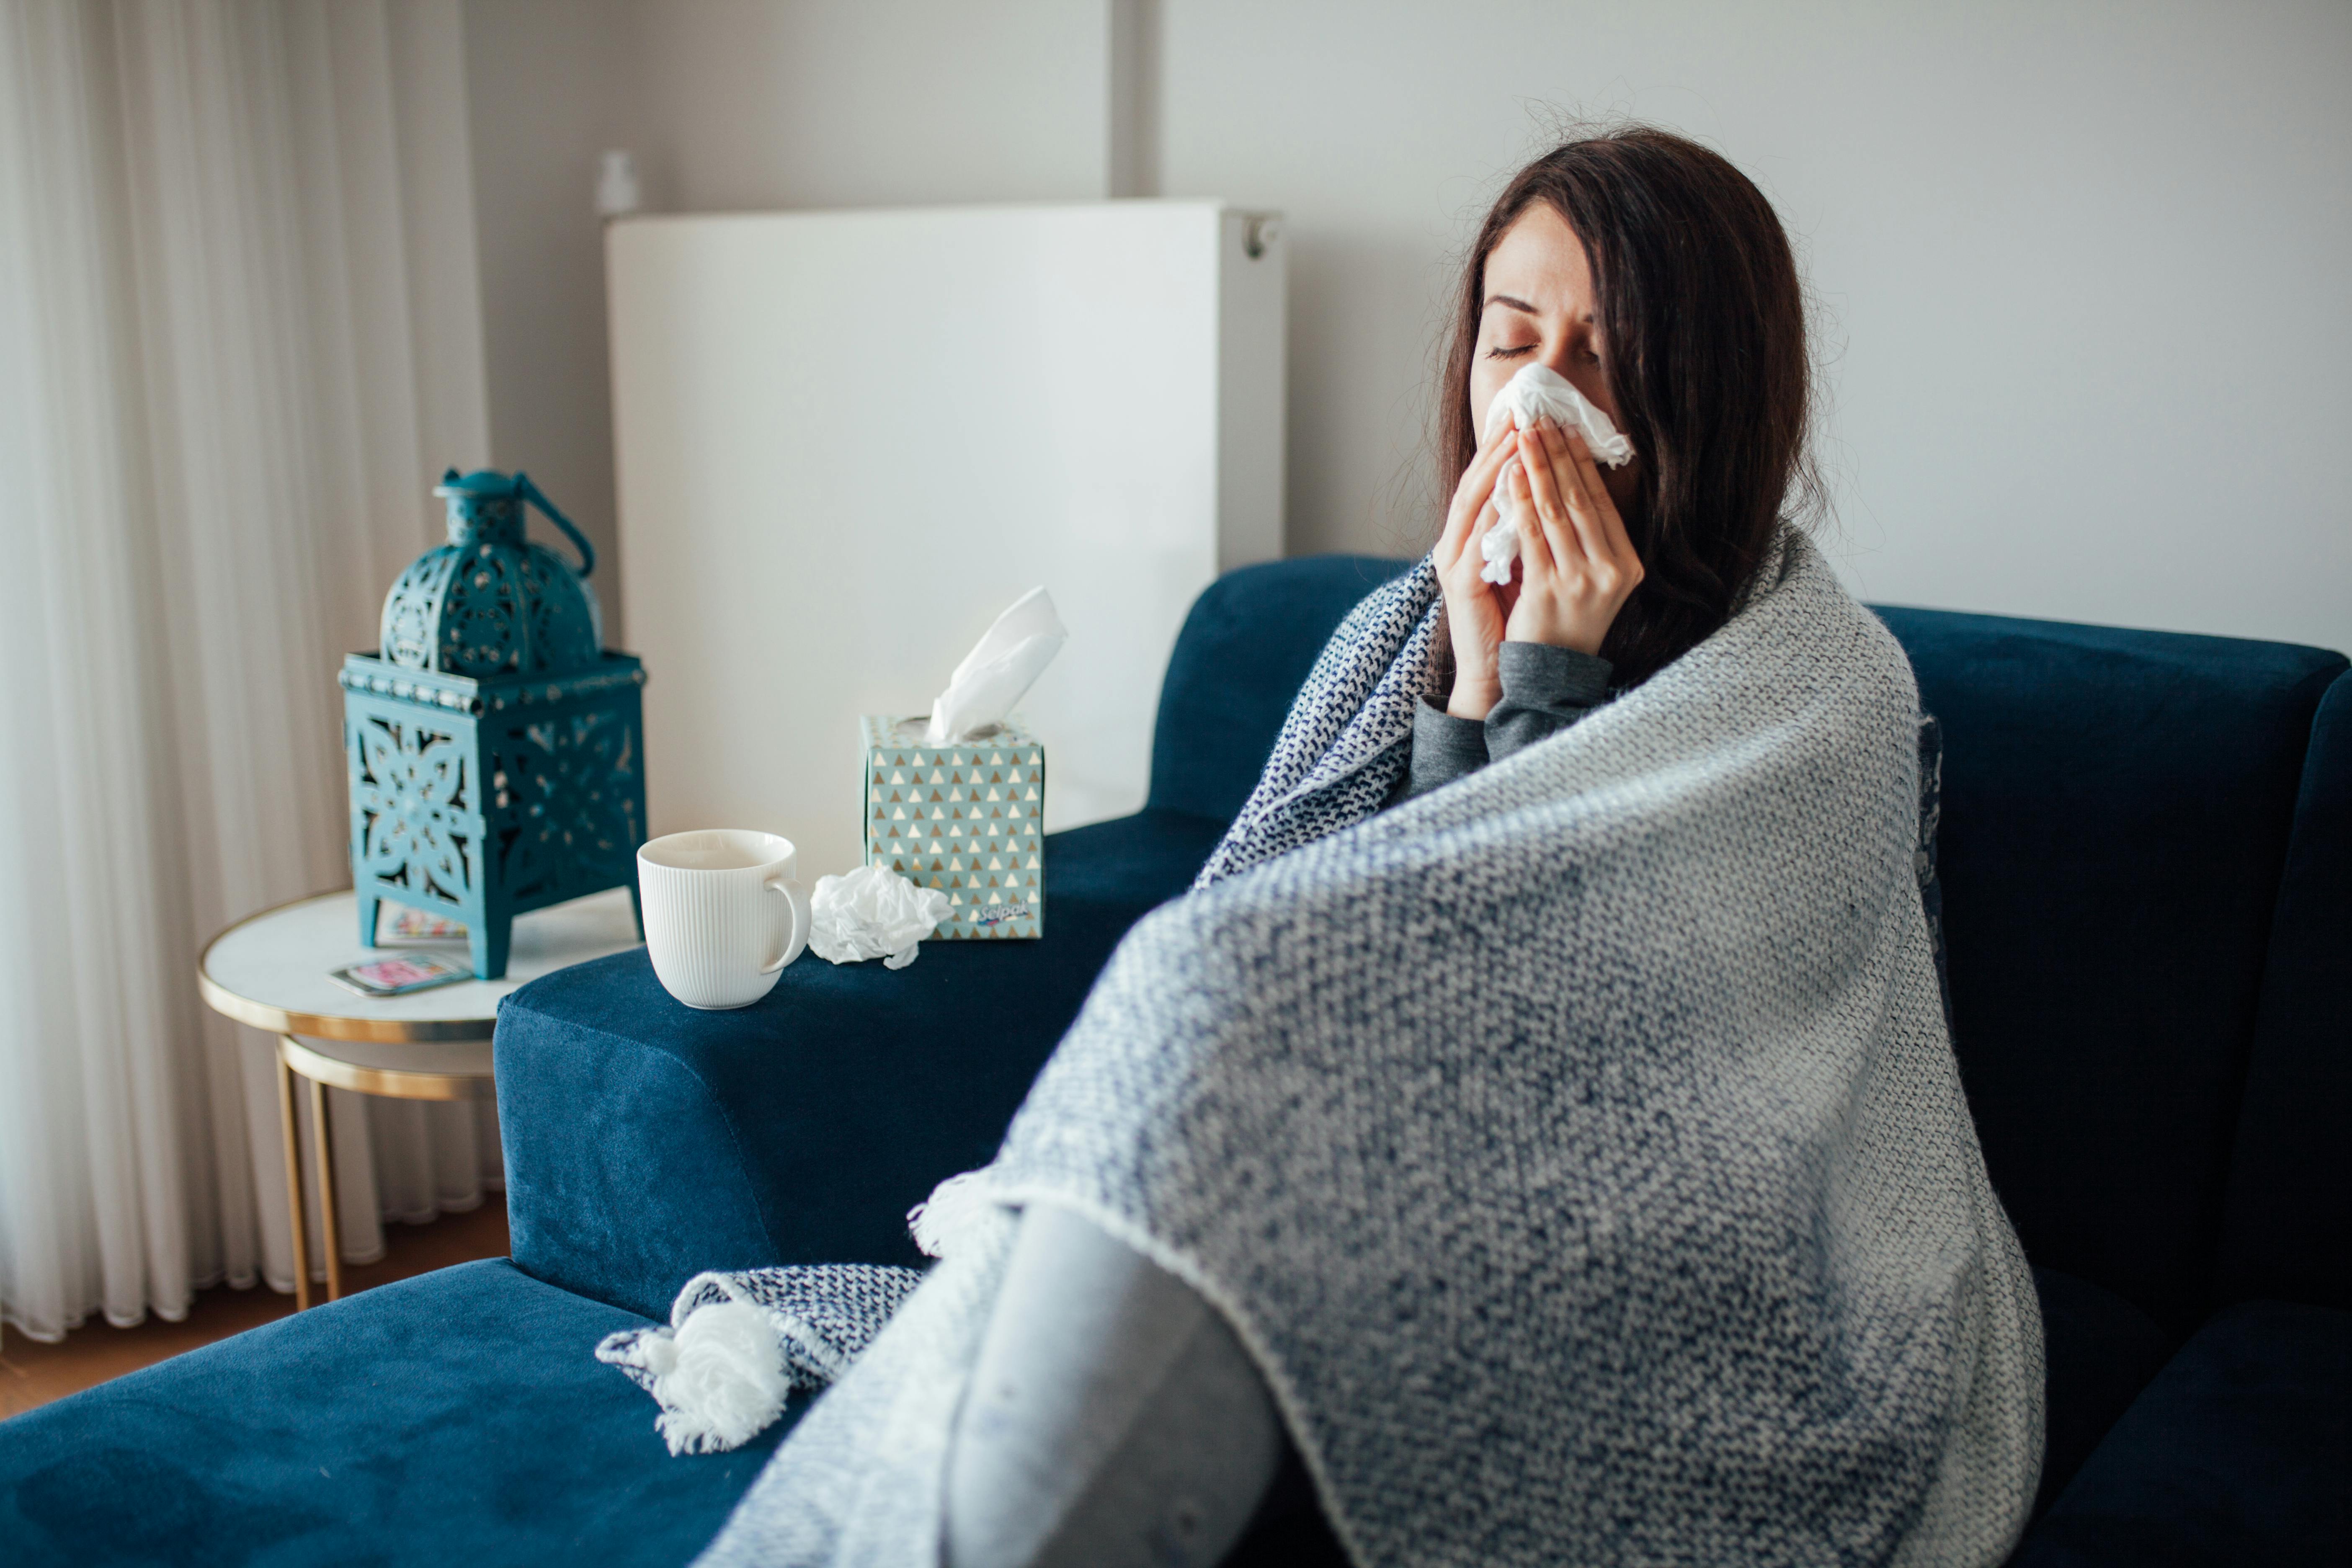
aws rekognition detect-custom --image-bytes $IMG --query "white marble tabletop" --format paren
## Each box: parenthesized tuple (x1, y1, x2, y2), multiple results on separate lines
(198, 887, 643, 1044)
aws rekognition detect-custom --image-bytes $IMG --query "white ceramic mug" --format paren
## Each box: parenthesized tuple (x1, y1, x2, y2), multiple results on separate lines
(637, 830, 813, 1009)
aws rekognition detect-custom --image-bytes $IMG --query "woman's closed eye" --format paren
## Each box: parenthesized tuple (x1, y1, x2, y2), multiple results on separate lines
(1485, 342, 1536, 360)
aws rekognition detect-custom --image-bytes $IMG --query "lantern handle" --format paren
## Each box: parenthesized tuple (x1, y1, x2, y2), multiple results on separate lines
(515, 472, 596, 579)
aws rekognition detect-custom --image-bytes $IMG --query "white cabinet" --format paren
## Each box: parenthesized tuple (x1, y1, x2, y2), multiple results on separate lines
(608, 201, 1285, 877)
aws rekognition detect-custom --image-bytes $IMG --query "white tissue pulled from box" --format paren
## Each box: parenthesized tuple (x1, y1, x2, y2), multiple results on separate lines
(926, 587, 1068, 745)
(1479, 364, 1636, 586)
(810, 864, 955, 970)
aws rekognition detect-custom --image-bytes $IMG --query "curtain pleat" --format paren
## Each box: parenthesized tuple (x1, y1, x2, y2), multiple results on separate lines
(0, 0, 497, 1341)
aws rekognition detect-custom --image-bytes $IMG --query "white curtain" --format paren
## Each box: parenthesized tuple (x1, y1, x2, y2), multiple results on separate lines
(0, 0, 501, 1341)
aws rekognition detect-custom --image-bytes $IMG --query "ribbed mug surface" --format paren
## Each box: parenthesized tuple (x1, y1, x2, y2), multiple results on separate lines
(638, 830, 810, 1009)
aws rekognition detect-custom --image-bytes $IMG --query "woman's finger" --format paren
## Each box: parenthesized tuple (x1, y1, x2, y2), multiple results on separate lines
(1507, 436, 1561, 579)
(1439, 427, 1519, 563)
(1447, 481, 1504, 600)
(1520, 424, 1592, 570)
(1501, 451, 1554, 580)
(1443, 423, 1522, 574)
(1466, 476, 1508, 576)
(1565, 426, 1637, 569)
(1550, 428, 1615, 568)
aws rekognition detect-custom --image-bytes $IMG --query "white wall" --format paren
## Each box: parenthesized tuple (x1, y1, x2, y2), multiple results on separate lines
(622, 0, 1121, 210)
(461, 0, 2351, 655)
(1155, 0, 2352, 652)
(462, 0, 638, 631)
(459, 0, 1139, 642)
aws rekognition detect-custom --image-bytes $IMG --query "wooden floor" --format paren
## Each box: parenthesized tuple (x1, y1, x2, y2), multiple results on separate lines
(0, 1196, 511, 1421)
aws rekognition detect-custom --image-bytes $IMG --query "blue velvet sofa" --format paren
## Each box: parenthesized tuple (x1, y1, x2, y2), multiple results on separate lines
(5, 556, 2346, 1565)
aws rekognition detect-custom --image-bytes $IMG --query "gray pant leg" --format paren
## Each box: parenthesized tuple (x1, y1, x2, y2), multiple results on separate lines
(943, 1204, 1286, 1568)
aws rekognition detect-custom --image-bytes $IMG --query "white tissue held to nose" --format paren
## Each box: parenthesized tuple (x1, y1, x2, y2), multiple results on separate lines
(1480, 362, 1635, 464)
(1478, 364, 1635, 585)
(926, 585, 1068, 745)
(810, 863, 954, 970)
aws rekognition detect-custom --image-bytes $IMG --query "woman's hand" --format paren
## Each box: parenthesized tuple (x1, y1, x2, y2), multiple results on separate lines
(1500, 419, 1643, 656)
(1432, 419, 1520, 720)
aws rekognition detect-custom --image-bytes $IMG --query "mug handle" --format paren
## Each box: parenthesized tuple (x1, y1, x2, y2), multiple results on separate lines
(762, 873, 812, 974)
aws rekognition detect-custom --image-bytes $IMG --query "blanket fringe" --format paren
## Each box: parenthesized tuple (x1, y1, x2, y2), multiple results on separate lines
(596, 1293, 790, 1456)
(906, 1169, 995, 1259)
(596, 1263, 927, 1455)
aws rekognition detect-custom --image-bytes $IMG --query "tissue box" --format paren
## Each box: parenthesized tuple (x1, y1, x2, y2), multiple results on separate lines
(861, 715, 1043, 939)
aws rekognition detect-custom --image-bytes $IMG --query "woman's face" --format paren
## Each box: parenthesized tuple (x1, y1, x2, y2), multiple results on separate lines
(1470, 204, 1639, 508)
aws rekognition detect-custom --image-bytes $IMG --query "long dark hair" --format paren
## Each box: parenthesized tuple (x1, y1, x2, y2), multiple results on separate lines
(1436, 127, 1821, 686)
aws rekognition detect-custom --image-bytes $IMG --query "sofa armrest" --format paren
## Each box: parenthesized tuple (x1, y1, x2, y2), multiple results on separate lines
(493, 810, 1226, 1319)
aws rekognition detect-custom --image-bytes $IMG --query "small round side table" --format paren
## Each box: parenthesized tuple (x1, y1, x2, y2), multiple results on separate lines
(196, 887, 641, 1309)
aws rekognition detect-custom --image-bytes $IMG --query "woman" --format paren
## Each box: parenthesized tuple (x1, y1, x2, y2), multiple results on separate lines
(1401, 119, 1797, 800)
(691, 126, 2038, 1568)
(935, 129, 2008, 1568)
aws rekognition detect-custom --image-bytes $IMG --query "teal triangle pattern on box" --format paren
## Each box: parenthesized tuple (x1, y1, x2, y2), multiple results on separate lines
(861, 714, 1043, 940)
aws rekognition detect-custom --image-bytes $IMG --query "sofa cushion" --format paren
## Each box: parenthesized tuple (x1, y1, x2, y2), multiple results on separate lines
(2009, 1299, 2352, 1565)
(0, 1259, 779, 1567)
(2220, 671, 2352, 1313)
(1873, 608, 2345, 1335)
(496, 807, 1230, 1320)
(1149, 554, 1414, 823)
(2032, 1266, 2174, 1517)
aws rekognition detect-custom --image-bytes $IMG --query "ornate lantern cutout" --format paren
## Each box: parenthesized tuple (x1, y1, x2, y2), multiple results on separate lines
(341, 469, 647, 977)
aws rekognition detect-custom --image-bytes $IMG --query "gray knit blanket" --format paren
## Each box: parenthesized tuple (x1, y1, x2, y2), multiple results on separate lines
(620, 529, 2044, 1566)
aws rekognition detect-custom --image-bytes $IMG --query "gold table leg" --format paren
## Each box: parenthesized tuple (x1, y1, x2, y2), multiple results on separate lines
(309, 1073, 344, 1302)
(275, 1039, 312, 1311)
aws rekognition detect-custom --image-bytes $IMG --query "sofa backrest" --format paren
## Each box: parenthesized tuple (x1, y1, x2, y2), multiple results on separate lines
(1148, 554, 1414, 823)
(1843, 609, 2341, 1336)
(1148, 557, 2347, 1338)
(2218, 671, 2351, 1314)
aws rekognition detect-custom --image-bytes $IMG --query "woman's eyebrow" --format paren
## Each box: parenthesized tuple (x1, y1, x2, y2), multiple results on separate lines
(1483, 294, 1541, 316)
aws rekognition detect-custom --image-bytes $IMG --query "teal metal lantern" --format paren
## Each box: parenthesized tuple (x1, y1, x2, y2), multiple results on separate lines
(341, 469, 647, 977)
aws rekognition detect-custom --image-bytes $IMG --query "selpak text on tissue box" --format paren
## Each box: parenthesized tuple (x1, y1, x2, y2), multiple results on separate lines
(862, 714, 1043, 939)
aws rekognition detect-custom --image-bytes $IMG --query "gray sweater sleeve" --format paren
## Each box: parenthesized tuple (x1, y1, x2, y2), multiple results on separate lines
(1485, 640, 1613, 761)
(1400, 642, 1613, 802)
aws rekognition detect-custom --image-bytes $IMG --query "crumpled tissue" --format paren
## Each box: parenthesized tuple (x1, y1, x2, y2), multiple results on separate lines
(926, 586, 1067, 744)
(1479, 364, 1636, 585)
(810, 863, 954, 970)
